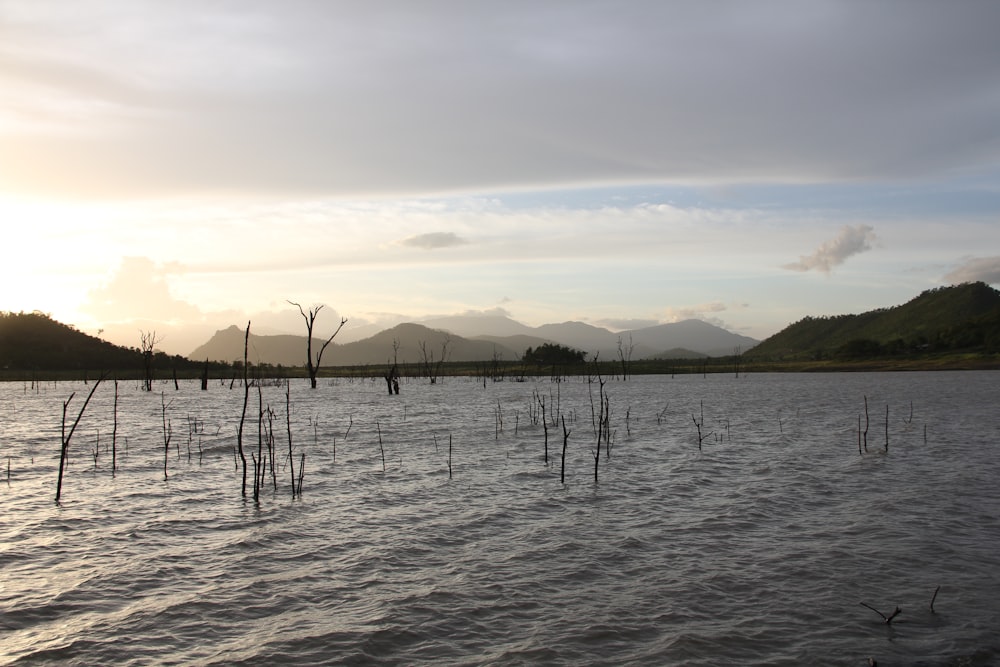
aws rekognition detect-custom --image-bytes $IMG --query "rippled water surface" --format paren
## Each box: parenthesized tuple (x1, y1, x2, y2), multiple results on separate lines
(2, 372, 999, 666)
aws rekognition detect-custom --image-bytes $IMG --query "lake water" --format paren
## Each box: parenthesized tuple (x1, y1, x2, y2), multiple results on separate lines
(1, 371, 998, 666)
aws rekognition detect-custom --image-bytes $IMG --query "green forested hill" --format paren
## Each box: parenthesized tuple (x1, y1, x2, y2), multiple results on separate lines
(745, 282, 1000, 361)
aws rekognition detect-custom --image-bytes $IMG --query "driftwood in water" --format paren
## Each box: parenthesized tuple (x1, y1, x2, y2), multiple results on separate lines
(860, 601, 902, 624)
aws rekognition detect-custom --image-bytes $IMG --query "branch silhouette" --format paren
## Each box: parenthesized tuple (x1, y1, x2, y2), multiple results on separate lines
(860, 602, 902, 624)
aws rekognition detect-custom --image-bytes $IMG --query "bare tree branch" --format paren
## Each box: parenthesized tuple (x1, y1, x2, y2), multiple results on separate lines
(860, 602, 902, 624)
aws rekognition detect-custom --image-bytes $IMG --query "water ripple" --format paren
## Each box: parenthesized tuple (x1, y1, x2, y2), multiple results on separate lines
(2, 372, 999, 666)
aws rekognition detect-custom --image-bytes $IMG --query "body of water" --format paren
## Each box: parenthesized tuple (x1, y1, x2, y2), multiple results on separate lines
(1, 371, 998, 666)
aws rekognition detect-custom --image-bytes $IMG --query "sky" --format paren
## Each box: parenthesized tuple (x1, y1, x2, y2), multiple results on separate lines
(2, 0, 999, 355)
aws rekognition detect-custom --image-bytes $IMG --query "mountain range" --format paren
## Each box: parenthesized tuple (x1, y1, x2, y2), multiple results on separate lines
(188, 317, 760, 367)
(4, 282, 996, 375)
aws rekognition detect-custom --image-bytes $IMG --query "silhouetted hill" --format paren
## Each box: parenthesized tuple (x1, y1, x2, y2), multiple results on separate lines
(189, 325, 332, 366)
(746, 282, 1000, 360)
(325, 323, 522, 365)
(533, 321, 620, 358)
(418, 314, 536, 338)
(420, 318, 755, 360)
(471, 334, 557, 357)
(624, 319, 759, 358)
(190, 323, 524, 366)
(0, 311, 196, 373)
(191, 317, 759, 364)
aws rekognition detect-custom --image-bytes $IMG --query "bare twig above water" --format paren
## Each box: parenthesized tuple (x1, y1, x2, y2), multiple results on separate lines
(55, 373, 107, 504)
(561, 415, 570, 484)
(860, 602, 902, 624)
(862, 395, 870, 452)
(376, 419, 386, 473)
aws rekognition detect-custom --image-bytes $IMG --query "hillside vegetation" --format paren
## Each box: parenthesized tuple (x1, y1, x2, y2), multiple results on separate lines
(745, 282, 1000, 361)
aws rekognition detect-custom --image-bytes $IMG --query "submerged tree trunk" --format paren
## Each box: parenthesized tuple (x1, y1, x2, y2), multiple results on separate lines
(288, 301, 346, 389)
(56, 375, 106, 503)
(236, 322, 251, 497)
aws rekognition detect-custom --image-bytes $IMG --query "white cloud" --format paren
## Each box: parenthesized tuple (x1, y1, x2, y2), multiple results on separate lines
(783, 225, 878, 274)
(398, 232, 468, 250)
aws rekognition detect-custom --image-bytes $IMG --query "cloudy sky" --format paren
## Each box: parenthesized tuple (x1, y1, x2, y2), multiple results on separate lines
(2, 1, 999, 354)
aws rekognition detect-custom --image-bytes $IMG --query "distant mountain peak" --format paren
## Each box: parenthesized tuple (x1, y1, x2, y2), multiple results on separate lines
(186, 314, 758, 364)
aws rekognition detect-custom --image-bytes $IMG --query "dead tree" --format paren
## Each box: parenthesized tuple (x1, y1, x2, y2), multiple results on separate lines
(560, 415, 570, 484)
(288, 301, 346, 389)
(692, 400, 712, 450)
(236, 322, 251, 497)
(384, 338, 401, 395)
(161, 392, 172, 480)
(56, 374, 106, 503)
(419, 334, 451, 384)
(537, 392, 549, 464)
(286, 382, 298, 497)
(253, 385, 266, 503)
(384, 364, 400, 395)
(419, 340, 434, 382)
(617, 334, 634, 380)
(376, 419, 386, 472)
(297, 452, 305, 494)
(139, 330, 161, 391)
(592, 385, 604, 483)
(112, 379, 119, 476)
